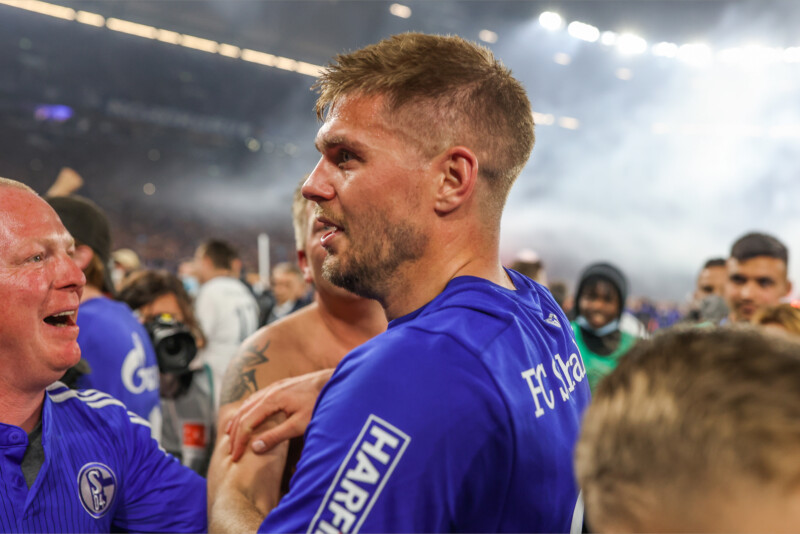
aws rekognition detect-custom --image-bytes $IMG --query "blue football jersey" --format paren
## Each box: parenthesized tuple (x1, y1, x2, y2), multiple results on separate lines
(260, 270, 591, 533)
(0, 382, 206, 533)
(75, 297, 161, 425)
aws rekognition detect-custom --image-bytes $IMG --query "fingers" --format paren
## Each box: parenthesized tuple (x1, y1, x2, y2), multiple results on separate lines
(229, 398, 281, 461)
(250, 415, 303, 454)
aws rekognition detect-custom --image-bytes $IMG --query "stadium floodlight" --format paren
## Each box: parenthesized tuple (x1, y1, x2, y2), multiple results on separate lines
(75, 10, 104, 27)
(558, 116, 580, 130)
(652, 42, 678, 58)
(532, 112, 555, 126)
(567, 21, 600, 43)
(539, 11, 564, 31)
(479, 30, 498, 44)
(389, 3, 411, 19)
(106, 18, 157, 39)
(615, 68, 632, 80)
(616, 33, 647, 55)
(677, 43, 713, 66)
(600, 31, 618, 46)
(554, 53, 571, 65)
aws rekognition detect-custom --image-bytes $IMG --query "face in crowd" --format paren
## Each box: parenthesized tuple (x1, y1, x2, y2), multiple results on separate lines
(0, 185, 86, 391)
(578, 279, 621, 330)
(726, 256, 792, 322)
(694, 264, 727, 300)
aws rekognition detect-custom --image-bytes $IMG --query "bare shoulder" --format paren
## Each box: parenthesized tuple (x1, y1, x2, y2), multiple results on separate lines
(218, 303, 325, 407)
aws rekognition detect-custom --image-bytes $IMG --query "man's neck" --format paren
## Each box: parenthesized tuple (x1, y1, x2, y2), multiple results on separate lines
(80, 284, 104, 303)
(380, 233, 510, 321)
(316, 292, 387, 348)
(204, 271, 235, 284)
(0, 389, 45, 433)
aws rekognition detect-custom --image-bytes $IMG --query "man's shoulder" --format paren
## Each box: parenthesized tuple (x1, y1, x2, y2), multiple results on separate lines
(45, 383, 155, 438)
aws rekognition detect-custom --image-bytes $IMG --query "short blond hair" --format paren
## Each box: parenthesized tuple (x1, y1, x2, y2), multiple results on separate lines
(575, 327, 800, 531)
(314, 33, 534, 212)
(291, 175, 311, 251)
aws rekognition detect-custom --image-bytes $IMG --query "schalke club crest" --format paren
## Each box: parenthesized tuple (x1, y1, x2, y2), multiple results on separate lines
(77, 462, 117, 518)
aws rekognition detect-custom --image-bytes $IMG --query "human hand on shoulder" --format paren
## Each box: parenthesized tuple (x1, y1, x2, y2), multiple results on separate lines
(226, 368, 334, 461)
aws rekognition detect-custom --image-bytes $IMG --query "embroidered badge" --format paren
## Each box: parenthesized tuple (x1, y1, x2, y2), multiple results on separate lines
(77, 462, 117, 518)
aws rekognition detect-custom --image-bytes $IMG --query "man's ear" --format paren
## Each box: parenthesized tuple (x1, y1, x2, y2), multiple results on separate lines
(297, 249, 313, 285)
(73, 244, 94, 271)
(785, 279, 793, 298)
(434, 146, 479, 215)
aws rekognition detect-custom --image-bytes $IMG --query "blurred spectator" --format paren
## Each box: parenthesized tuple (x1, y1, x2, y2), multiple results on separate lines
(194, 239, 260, 412)
(576, 327, 800, 533)
(548, 280, 570, 314)
(695, 258, 727, 300)
(571, 262, 639, 391)
(265, 262, 310, 324)
(118, 269, 215, 476)
(178, 257, 200, 297)
(111, 247, 142, 290)
(47, 195, 161, 434)
(509, 248, 547, 285)
(725, 232, 792, 323)
(752, 303, 800, 337)
(685, 258, 729, 324)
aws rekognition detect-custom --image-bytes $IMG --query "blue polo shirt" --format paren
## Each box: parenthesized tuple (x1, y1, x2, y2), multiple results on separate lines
(0, 382, 206, 532)
(261, 270, 591, 533)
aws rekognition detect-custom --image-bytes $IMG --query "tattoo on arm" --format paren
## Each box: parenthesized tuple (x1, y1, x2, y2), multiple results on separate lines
(219, 340, 270, 405)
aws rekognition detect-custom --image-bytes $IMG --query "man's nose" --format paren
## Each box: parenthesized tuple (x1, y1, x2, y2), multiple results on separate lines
(302, 158, 336, 203)
(54, 252, 86, 291)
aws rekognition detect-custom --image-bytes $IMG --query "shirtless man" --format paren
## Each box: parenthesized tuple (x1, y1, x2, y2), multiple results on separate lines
(207, 180, 387, 515)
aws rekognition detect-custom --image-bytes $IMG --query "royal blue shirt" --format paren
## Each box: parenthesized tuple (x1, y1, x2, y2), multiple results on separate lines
(0, 382, 206, 533)
(76, 297, 161, 425)
(260, 270, 591, 533)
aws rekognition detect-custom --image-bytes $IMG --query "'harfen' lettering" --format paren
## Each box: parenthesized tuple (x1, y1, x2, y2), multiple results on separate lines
(309, 415, 411, 534)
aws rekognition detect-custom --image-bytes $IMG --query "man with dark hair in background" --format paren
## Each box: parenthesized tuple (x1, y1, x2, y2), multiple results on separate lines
(264, 262, 310, 324)
(576, 327, 800, 533)
(211, 32, 589, 533)
(194, 239, 260, 411)
(725, 232, 792, 323)
(685, 258, 729, 324)
(47, 194, 162, 432)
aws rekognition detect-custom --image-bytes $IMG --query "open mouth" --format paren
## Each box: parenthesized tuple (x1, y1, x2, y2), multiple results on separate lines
(44, 310, 77, 327)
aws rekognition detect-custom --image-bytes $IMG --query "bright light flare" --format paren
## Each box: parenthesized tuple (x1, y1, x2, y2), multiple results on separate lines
(479, 30, 498, 44)
(532, 112, 555, 126)
(558, 116, 580, 130)
(538, 11, 564, 31)
(677, 43, 713, 67)
(75, 10, 104, 27)
(615, 68, 633, 80)
(616, 33, 647, 55)
(389, 3, 411, 18)
(567, 21, 600, 43)
(652, 41, 678, 58)
(106, 18, 157, 39)
(600, 31, 618, 46)
(554, 52, 571, 65)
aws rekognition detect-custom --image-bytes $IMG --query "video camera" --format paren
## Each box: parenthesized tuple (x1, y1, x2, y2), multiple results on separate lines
(144, 313, 197, 374)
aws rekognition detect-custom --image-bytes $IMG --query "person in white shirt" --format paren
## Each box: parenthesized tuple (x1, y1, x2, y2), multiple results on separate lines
(193, 239, 260, 412)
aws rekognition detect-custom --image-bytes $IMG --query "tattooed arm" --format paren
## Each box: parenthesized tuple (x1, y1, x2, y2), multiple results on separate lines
(208, 327, 289, 515)
(218, 337, 270, 406)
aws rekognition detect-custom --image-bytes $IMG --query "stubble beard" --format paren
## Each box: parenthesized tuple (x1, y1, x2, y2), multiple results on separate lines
(322, 220, 428, 303)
